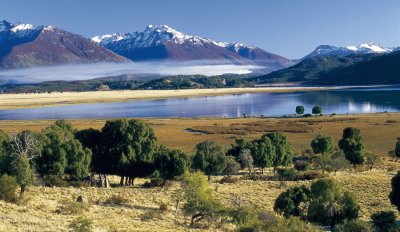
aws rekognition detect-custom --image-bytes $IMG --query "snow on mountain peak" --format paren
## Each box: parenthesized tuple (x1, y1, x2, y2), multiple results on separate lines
(11, 23, 34, 32)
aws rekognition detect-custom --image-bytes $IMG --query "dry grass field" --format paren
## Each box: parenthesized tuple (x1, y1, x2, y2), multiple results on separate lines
(1, 114, 400, 231)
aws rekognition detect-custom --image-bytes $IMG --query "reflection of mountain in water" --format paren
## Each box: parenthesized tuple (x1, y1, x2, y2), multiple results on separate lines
(294, 89, 400, 111)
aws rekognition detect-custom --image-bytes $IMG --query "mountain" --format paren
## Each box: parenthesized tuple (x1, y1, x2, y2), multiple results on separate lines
(251, 50, 400, 85)
(302, 43, 394, 60)
(0, 20, 128, 69)
(92, 25, 294, 72)
(248, 54, 370, 84)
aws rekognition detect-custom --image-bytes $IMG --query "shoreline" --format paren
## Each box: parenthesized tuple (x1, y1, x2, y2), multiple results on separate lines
(0, 85, 389, 110)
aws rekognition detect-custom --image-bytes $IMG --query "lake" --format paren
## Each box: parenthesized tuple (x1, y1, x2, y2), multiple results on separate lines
(1, 87, 400, 120)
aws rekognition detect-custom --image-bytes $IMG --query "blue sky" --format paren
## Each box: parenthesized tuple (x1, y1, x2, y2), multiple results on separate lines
(1, 0, 399, 59)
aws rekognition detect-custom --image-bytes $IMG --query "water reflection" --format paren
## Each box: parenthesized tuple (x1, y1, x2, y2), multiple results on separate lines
(0, 87, 399, 120)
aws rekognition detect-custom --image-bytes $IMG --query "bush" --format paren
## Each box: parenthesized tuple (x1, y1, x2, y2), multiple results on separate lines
(159, 202, 168, 212)
(0, 174, 18, 203)
(337, 219, 372, 232)
(274, 186, 310, 218)
(104, 195, 129, 206)
(294, 160, 311, 171)
(59, 200, 89, 215)
(371, 211, 399, 232)
(69, 217, 93, 232)
(44, 176, 68, 187)
(276, 168, 297, 180)
(220, 176, 239, 184)
(294, 170, 327, 181)
(140, 210, 162, 221)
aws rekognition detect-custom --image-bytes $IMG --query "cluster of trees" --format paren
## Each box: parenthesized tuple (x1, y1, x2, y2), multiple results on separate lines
(191, 132, 294, 181)
(295, 105, 322, 116)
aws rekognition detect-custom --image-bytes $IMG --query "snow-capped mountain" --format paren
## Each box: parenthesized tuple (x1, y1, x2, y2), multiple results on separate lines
(302, 43, 395, 60)
(92, 25, 294, 72)
(0, 20, 128, 69)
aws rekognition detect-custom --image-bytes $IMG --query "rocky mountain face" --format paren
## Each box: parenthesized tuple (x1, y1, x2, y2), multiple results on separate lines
(0, 20, 128, 69)
(92, 25, 295, 73)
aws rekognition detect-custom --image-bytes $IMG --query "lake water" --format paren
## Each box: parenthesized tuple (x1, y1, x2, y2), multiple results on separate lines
(1, 87, 400, 120)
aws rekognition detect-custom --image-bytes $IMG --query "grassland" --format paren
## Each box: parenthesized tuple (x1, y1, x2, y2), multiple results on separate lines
(0, 86, 351, 110)
(1, 114, 400, 231)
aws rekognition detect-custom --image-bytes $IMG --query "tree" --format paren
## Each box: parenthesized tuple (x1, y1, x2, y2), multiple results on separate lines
(181, 172, 224, 226)
(11, 155, 35, 197)
(296, 106, 305, 115)
(223, 156, 241, 176)
(101, 119, 158, 186)
(307, 178, 359, 230)
(192, 140, 227, 180)
(312, 105, 322, 115)
(263, 132, 293, 170)
(311, 134, 334, 155)
(274, 185, 310, 219)
(339, 127, 364, 169)
(238, 149, 253, 174)
(0, 130, 10, 174)
(394, 137, 400, 159)
(155, 146, 190, 183)
(389, 171, 400, 211)
(250, 136, 275, 174)
(330, 151, 351, 175)
(371, 211, 399, 232)
(227, 137, 249, 160)
(36, 120, 92, 180)
(364, 151, 383, 171)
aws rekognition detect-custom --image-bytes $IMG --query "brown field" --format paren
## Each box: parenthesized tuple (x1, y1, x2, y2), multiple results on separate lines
(0, 86, 351, 110)
(1, 114, 400, 231)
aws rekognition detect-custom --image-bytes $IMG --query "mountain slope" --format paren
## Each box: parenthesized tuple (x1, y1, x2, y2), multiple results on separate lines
(250, 51, 400, 85)
(92, 25, 294, 72)
(0, 20, 128, 69)
(302, 43, 394, 60)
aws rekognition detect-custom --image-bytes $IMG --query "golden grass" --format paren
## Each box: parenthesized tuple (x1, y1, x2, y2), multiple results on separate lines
(0, 170, 396, 231)
(0, 86, 350, 110)
(1, 114, 400, 231)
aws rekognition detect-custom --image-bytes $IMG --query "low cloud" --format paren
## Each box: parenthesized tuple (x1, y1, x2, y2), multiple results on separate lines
(0, 61, 262, 85)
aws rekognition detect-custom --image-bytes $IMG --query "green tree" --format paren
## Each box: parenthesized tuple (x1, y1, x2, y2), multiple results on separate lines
(101, 119, 158, 185)
(155, 146, 190, 182)
(192, 140, 227, 180)
(227, 137, 249, 160)
(338, 127, 364, 169)
(311, 134, 334, 155)
(250, 136, 275, 174)
(0, 130, 10, 174)
(307, 178, 359, 230)
(274, 185, 310, 219)
(36, 120, 92, 180)
(75, 128, 105, 174)
(296, 105, 305, 115)
(223, 156, 241, 176)
(312, 105, 322, 115)
(263, 132, 293, 170)
(11, 155, 35, 197)
(371, 211, 399, 232)
(389, 171, 400, 211)
(330, 151, 351, 175)
(181, 172, 224, 226)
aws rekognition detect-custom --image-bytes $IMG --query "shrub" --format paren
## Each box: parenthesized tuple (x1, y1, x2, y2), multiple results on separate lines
(371, 211, 399, 232)
(294, 171, 327, 181)
(104, 195, 129, 206)
(140, 210, 162, 221)
(274, 186, 310, 218)
(276, 168, 297, 180)
(142, 178, 165, 188)
(44, 176, 68, 187)
(220, 176, 239, 184)
(337, 219, 372, 232)
(59, 200, 89, 215)
(294, 160, 311, 171)
(159, 202, 168, 212)
(69, 217, 93, 232)
(0, 174, 18, 203)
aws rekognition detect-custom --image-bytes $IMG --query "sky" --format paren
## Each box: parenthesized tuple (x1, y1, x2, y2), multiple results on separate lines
(1, 0, 400, 59)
